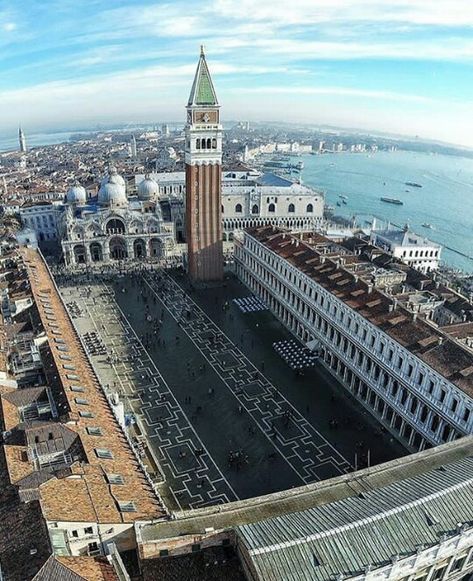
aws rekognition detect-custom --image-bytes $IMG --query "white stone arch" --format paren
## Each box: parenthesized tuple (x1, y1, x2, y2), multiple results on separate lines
(105, 216, 126, 235)
(72, 224, 85, 241)
(146, 217, 160, 234)
(129, 218, 145, 234)
(90, 242, 103, 262)
(85, 221, 102, 238)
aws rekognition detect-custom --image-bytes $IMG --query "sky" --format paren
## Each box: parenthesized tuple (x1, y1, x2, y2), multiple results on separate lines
(1, 0, 473, 146)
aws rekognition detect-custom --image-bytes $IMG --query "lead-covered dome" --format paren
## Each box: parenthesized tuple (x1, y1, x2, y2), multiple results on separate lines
(66, 184, 87, 205)
(98, 166, 127, 208)
(137, 175, 159, 201)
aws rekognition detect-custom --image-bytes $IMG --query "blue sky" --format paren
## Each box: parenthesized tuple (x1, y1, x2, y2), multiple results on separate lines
(1, 0, 473, 146)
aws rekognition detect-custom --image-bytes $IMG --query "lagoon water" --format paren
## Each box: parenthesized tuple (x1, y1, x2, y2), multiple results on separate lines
(302, 151, 473, 273)
(2, 131, 472, 272)
(0, 131, 75, 153)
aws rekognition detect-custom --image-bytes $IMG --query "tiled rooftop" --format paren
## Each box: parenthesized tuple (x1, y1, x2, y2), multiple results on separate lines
(13, 247, 165, 522)
(33, 555, 119, 580)
(246, 226, 473, 397)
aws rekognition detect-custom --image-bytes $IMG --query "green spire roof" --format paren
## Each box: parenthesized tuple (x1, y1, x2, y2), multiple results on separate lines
(187, 46, 219, 107)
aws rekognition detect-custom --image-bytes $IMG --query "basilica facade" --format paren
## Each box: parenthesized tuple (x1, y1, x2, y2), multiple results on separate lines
(60, 167, 175, 266)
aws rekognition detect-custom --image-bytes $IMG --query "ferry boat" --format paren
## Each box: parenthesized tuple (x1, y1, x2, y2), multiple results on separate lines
(339, 194, 348, 200)
(422, 223, 434, 229)
(405, 181, 422, 188)
(380, 197, 403, 205)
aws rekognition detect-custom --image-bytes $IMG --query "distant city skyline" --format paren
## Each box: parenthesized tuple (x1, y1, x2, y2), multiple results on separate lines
(1, 0, 473, 146)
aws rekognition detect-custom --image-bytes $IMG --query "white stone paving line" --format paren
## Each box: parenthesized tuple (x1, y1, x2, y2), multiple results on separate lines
(61, 282, 239, 509)
(144, 272, 352, 484)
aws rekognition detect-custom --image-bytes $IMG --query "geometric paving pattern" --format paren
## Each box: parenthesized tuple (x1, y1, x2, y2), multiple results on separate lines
(59, 280, 238, 510)
(143, 271, 352, 484)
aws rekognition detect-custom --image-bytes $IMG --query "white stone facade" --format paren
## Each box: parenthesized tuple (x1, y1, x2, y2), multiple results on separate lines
(60, 204, 175, 266)
(20, 203, 62, 242)
(371, 228, 441, 274)
(235, 231, 473, 452)
(136, 170, 325, 241)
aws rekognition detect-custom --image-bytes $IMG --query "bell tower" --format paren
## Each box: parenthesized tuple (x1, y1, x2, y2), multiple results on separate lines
(185, 46, 223, 282)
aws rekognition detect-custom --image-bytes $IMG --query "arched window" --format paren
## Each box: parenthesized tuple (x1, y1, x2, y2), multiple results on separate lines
(306, 203, 313, 213)
(196, 139, 201, 150)
(252, 204, 259, 214)
(207, 138, 212, 149)
(235, 203, 242, 213)
(268, 203, 275, 213)
(288, 203, 295, 213)
(212, 138, 217, 149)
(221, 205, 224, 213)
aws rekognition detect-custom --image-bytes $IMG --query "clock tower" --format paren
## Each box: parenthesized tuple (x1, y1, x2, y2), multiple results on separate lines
(185, 46, 223, 282)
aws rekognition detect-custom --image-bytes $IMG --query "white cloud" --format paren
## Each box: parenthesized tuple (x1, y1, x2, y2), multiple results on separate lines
(2, 21, 16, 31)
(213, 0, 473, 27)
(234, 85, 435, 104)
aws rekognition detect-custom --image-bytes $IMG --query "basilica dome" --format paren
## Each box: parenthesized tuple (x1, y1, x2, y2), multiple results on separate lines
(98, 166, 127, 208)
(137, 175, 159, 201)
(100, 164, 125, 188)
(66, 184, 87, 205)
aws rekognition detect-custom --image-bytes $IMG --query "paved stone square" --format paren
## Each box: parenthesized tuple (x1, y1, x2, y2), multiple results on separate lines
(57, 268, 403, 510)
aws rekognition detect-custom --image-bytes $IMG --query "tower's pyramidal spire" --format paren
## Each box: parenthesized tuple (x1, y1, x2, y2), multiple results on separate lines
(187, 45, 219, 107)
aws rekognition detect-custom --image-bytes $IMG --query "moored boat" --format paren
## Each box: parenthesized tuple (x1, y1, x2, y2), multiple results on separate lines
(380, 197, 403, 205)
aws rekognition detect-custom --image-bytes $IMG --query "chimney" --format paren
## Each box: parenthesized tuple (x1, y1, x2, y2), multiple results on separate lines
(367, 284, 373, 294)
(438, 336, 443, 346)
(412, 312, 417, 322)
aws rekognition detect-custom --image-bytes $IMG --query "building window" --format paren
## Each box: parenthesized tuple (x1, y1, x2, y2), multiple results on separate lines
(95, 448, 113, 459)
(88, 542, 100, 556)
(268, 203, 275, 213)
(71, 530, 79, 538)
(84, 526, 93, 535)
(306, 203, 313, 213)
(451, 555, 467, 572)
(235, 203, 242, 213)
(288, 203, 295, 213)
(431, 566, 447, 581)
(106, 474, 125, 485)
(117, 501, 137, 512)
(252, 204, 259, 214)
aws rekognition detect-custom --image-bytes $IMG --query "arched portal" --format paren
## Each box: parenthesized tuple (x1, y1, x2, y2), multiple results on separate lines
(73, 244, 86, 264)
(149, 238, 163, 258)
(106, 218, 126, 235)
(252, 204, 259, 214)
(109, 236, 127, 260)
(134, 238, 146, 259)
(90, 242, 103, 262)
